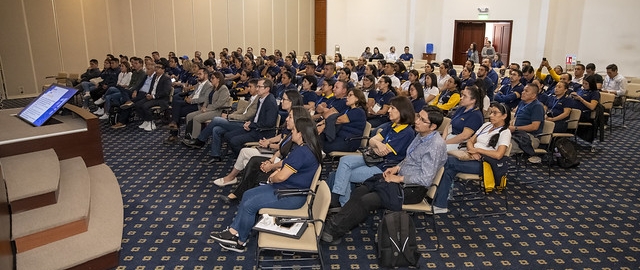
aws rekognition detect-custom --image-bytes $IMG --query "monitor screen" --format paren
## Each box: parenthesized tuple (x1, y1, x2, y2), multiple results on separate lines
(17, 84, 78, 127)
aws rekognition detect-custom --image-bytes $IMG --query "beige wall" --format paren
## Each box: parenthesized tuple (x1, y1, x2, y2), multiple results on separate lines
(0, 0, 315, 99)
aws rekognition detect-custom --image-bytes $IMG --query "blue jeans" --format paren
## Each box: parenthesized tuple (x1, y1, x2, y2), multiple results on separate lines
(331, 155, 383, 206)
(230, 184, 307, 242)
(104, 87, 123, 112)
(197, 117, 244, 157)
(434, 156, 482, 208)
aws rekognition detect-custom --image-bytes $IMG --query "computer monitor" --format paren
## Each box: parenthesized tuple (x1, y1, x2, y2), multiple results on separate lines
(17, 84, 78, 127)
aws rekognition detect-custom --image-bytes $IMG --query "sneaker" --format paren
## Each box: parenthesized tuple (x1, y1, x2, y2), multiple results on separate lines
(163, 135, 178, 144)
(219, 241, 246, 253)
(426, 206, 448, 215)
(111, 122, 126, 129)
(528, 156, 542, 164)
(94, 97, 105, 105)
(213, 177, 237, 187)
(83, 92, 91, 98)
(210, 227, 239, 245)
(98, 113, 109, 120)
(93, 108, 104, 116)
(138, 121, 150, 129)
(144, 122, 156, 131)
(120, 101, 134, 109)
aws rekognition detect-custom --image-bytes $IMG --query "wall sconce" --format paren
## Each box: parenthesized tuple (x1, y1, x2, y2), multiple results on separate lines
(477, 7, 489, 14)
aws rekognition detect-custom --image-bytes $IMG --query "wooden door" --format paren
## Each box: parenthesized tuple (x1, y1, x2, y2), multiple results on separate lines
(452, 21, 485, 66)
(314, 0, 327, 54)
(493, 23, 512, 65)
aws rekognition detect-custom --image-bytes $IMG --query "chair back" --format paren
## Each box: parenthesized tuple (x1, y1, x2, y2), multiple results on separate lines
(438, 117, 451, 136)
(311, 181, 331, 235)
(626, 83, 640, 99)
(426, 167, 445, 201)
(599, 92, 616, 110)
(360, 122, 372, 148)
(306, 166, 322, 205)
(540, 121, 555, 145)
(567, 109, 582, 130)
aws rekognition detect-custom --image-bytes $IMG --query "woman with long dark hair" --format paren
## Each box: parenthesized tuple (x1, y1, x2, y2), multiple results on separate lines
(318, 88, 368, 153)
(433, 101, 512, 214)
(330, 96, 416, 206)
(210, 117, 322, 253)
(443, 85, 485, 151)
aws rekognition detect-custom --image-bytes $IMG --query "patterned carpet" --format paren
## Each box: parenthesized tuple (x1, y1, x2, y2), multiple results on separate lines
(3, 98, 640, 269)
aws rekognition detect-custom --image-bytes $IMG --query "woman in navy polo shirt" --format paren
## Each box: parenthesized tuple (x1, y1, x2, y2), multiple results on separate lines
(444, 85, 484, 151)
(409, 82, 426, 113)
(544, 81, 571, 133)
(570, 75, 600, 122)
(330, 96, 416, 206)
(210, 118, 322, 253)
(367, 76, 396, 128)
(318, 88, 368, 153)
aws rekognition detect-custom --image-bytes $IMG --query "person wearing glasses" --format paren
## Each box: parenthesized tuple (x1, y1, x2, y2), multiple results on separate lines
(317, 88, 368, 153)
(134, 61, 172, 131)
(322, 106, 447, 244)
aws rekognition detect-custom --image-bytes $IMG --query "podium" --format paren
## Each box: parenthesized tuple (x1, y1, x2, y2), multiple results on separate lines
(0, 104, 104, 166)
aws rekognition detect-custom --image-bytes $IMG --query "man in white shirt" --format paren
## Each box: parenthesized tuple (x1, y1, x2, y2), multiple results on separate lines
(383, 62, 401, 91)
(572, 63, 585, 86)
(385, 46, 398, 61)
(603, 64, 627, 106)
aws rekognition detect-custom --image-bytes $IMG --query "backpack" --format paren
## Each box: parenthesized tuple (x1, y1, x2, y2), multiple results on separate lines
(108, 107, 128, 125)
(554, 138, 580, 168)
(377, 211, 420, 268)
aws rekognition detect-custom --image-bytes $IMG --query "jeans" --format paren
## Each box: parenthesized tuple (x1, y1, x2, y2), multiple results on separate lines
(434, 156, 482, 208)
(230, 184, 307, 242)
(197, 117, 244, 157)
(104, 87, 123, 112)
(331, 155, 383, 206)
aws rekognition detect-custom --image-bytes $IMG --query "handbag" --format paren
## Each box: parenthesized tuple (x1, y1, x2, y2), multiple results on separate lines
(360, 147, 383, 166)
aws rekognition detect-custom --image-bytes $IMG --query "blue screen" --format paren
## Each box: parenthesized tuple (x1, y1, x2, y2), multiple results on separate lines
(17, 85, 78, 127)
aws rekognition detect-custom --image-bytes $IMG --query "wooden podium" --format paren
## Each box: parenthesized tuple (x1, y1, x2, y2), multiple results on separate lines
(0, 104, 104, 166)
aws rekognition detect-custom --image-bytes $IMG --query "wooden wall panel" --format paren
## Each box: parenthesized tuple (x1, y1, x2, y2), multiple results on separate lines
(23, 0, 59, 92)
(0, 0, 38, 97)
(173, 0, 195, 55)
(273, 0, 286, 53)
(153, 0, 175, 55)
(298, 0, 313, 54)
(130, 0, 156, 56)
(107, 0, 134, 55)
(258, 0, 273, 51)
(210, 0, 229, 51)
(227, 0, 244, 49)
(82, 0, 111, 61)
(193, 0, 212, 52)
(243, 0, 260, 50)
(54, 0, 88, 73)
(285, 0, 299, 54)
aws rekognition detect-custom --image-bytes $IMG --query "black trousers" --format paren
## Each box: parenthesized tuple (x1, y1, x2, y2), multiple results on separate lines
(326, 185, 383, 239)
(232, 156, 270, 199)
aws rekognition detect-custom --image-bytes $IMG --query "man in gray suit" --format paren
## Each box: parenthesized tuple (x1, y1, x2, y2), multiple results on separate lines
(164, 67, 213, 143)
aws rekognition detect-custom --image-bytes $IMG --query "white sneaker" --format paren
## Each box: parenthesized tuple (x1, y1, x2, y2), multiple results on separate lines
(138, 121, 150, 129)
(93, 108, 104, 115)
(99, 114, 109, 120)
(528, 156, 542, 164)
(94, 97, 105, 105)
(83, 92, 91, 98)
(144, 122, 156, 131)
(426, 205, 448, 215)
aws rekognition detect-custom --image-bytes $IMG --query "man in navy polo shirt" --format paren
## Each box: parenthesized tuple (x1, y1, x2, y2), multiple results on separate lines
(509, 84, 545, 161)
(494, 69, 524, 110)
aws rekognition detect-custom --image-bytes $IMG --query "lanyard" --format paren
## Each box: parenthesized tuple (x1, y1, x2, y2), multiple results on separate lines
(515, 102, 531, 118)
(477, 124, 502, 137)
(407, 132, 436, 156)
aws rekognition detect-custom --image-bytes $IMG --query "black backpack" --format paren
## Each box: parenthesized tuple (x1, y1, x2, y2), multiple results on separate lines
(108, 107, 128, 125)
(554, 138, 580, 168)
(377, 211, 420, 268)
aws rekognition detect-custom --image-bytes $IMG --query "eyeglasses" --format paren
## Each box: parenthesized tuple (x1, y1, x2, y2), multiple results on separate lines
(416, 116, 431, 125)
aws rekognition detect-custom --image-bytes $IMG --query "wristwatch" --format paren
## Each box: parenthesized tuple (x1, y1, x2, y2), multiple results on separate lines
(515, 126, 518, 131)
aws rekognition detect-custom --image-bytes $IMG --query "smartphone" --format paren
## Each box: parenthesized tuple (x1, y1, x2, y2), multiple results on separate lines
(542, 57, 547, 61)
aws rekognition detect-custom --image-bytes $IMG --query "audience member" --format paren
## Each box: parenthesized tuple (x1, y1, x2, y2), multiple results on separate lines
(431, 76, 461, 115)
(602, 64, 627, 106)
(318, 88, 367, 153)
(444, 85, 484, 151)
(544, 81, 571, 133)
(134, 61, 172, 131)
(184, 71, 230, 139)
(494, 69, 524, 110)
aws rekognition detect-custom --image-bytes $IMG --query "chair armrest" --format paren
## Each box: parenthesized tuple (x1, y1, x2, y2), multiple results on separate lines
(345, 136, 370, 141)
(274, 188, 314, 199)
(535, 132, 553, 139)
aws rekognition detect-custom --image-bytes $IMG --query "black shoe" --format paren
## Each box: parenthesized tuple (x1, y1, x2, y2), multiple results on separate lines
(219, 195, 236, 204)
(219, 241, 246, 253)
(210, 227, 239, 245)
(321, 231, 342, 245)
(163, 136, 178, 144)
(182, 139, 205, 149)
(202, 156, 223, 164)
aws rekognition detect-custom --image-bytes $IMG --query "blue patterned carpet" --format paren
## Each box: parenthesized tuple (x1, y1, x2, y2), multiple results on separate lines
(5, 98, 640, 269)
